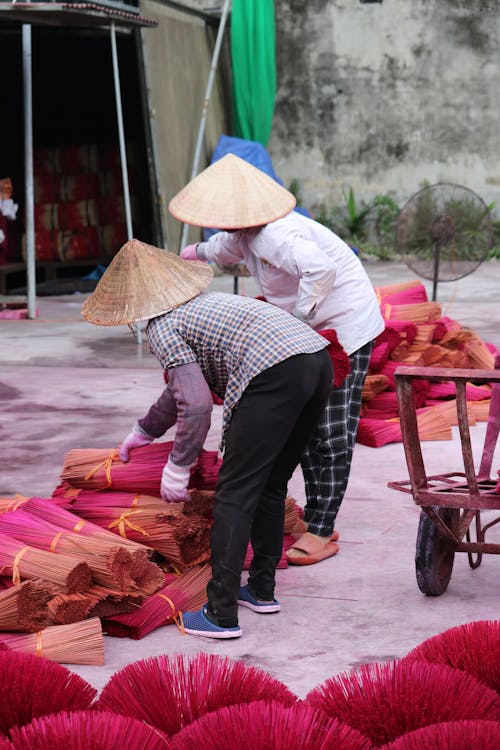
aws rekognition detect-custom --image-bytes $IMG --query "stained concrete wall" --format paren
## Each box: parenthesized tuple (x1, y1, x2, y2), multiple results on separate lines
(268, 0, 500, 215)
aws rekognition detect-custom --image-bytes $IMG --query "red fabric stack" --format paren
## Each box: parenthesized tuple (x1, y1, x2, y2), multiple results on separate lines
(27, 142, 141, 264)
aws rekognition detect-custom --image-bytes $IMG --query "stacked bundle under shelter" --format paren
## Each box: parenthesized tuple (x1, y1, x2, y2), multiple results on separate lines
(358, 279, 498, 447)
(19, 142, 143, 264)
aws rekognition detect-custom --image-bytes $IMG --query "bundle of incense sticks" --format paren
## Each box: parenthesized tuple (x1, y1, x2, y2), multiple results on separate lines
(374, 279, 423, 299)
(426, 381, 492, 401)
(377, 283, 428, 307)
(0, 617, 105, 665)
(21, 497, 164, 595)
(60, 442, 222, 494)
(0, 508, 136, 592)
(103, 565, 211, 640)
(0, 494, 29, 515)
(381, 301, 442, 324)
(357, 409, 451, 448)
(362, 374, 389, 401)
(0, 579, 55, 632)
(0, 532, 92, 593)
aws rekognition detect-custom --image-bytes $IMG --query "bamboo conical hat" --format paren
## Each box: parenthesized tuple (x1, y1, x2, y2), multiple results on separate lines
(81, 238, 214, 326)
(169, 153, 296, 229)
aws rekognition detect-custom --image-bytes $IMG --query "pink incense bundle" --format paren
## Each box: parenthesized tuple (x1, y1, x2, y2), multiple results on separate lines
(357, 409, 451, 447)
(3, 710, 169, 750)
(426, 381, 492, 401)
(361, 391, 399, 420)
(377, 283, 428, 307)
(374, 326, 402, 355)
(0, 617, 105, 665)
(0, 532, 92, 594)
(368, 341, 391, 372)
(19, 497, 164, 595)
(60, 442, 222, 493)
(381, 319, 418, 345)
(0, 507, 136, 592)
(317, 328, 351, 387)
(103, 564, 211, 639)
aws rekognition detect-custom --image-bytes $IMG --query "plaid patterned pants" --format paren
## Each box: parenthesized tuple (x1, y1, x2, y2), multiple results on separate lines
(300, 340, 373, 536)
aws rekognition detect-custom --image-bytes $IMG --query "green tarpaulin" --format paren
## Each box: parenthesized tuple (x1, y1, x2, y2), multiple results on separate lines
(231, 0, 276, 146)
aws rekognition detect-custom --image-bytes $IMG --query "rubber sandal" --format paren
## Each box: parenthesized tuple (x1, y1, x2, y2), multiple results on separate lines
(286, 532, 340, 566)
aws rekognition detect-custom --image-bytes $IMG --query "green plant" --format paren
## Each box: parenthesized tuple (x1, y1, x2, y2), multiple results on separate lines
(315, 187, 400, 259)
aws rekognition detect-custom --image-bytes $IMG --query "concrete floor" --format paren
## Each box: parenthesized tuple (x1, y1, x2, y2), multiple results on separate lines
(1, 259, 500, 698)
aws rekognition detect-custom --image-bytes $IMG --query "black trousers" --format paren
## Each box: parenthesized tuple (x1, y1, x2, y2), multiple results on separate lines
(207, 349, 333, 627)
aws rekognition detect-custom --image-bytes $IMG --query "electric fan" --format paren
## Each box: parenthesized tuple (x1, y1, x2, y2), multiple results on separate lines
(396, 183, 493, 300)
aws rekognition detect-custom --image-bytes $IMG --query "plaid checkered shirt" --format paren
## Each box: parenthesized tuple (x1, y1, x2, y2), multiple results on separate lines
(147, 291, 328, 437)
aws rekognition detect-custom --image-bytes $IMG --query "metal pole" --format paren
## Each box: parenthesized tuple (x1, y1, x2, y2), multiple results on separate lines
(110, 22, 141, 342)
(179, 0, 231, 250)
(110, 21, 133, 240)
(22, 24, 36, 319)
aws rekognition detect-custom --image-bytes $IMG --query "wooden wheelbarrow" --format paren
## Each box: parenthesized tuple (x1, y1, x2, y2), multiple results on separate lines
(387, 356, 500, 596)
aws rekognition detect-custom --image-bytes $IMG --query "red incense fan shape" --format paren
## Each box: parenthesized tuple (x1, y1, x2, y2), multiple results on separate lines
(168, 699, 374, 750)
(0, 710, 168, 749)
(96, 652, 297, 738)
(305, 659, 500, 747)
(402, 619, 500, 694)
(0, 650, 96, 738)
(380, 719, 500, 749)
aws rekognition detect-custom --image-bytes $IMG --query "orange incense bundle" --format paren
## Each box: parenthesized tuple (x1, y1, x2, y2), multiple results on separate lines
(362, 374, 389, 401)
(0, 617, 105, 666)
(0, 495, 29, 515)
(0, 580, 55, 633)
(374, 279, 423, 298)
(0, 532, 92, 594)
(103, 565, 211, 640)
(357, 409, 451, 447)
(381, 301, 442, 324)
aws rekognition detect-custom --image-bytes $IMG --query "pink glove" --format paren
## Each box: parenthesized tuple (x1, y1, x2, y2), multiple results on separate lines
(161, 458, 191, 502)
(180, 244, 199, 261)
(120, 425, 154, 462)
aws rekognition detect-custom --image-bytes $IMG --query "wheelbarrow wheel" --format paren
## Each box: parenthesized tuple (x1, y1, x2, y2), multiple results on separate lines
(415, 507, 458, 596)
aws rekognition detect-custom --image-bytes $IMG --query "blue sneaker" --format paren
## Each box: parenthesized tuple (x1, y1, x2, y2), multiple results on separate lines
(183, 606, 242, 639)
(237, 585, 280, 613)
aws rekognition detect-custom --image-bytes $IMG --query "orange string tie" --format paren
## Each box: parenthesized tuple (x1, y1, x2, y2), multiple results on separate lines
(84, 449, 119, 487)
(73, 519, 87, 533)
(154, 593, 185, 634)
(131, 494, 140, 508)
(36, 630, 43, 657)
(50, 532, 64, 553)
(12, 546, 30, 585)
(108, 510, 149, 539)
(7, 495, 29, 512)
(375, 287, 382, 305)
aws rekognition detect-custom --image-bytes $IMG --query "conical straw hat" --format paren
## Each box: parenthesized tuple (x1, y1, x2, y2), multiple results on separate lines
(169, 153, 297, 228)
(81, 238, 214, 326)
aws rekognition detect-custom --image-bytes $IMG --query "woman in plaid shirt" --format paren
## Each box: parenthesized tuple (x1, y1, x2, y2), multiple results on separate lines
(83, 239, 332, 639)
(175, 154, 385, 567)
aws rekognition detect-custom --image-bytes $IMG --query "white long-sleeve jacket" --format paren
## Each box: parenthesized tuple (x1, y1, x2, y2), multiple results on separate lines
(198, 211, 385, 355)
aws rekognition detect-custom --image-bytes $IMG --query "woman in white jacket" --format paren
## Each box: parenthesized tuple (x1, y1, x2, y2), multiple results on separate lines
(174, 154, 385, 564)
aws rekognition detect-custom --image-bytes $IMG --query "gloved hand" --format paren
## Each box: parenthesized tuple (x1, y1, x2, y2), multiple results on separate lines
(180, 244, 199, 261)
(119, 425, 154, 462)
(161, 458, 192, 502)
